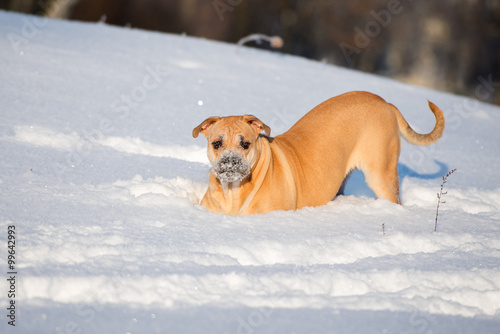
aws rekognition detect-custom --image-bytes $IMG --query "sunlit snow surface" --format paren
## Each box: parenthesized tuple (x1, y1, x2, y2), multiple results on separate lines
(1, 10, 500, 334)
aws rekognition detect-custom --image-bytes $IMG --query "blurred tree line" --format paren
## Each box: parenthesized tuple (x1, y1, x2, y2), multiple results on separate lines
(2, 0, 499, 104)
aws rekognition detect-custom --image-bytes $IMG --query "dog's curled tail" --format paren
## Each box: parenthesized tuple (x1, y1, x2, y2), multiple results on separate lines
(392, 101, 445, 146)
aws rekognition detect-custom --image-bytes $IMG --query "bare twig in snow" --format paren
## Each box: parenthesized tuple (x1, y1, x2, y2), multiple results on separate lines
(434, 169, 457, 232)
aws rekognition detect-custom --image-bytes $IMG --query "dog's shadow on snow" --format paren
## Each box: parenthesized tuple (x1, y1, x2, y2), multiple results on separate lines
(398, 160, 449, 180)
(344, 160, 449, 199)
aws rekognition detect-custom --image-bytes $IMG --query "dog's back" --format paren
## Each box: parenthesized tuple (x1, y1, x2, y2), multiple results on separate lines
(272, 91, 443, 206)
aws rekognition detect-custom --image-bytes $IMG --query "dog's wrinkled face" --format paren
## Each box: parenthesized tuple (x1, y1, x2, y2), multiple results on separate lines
(193, 115, 271, 183)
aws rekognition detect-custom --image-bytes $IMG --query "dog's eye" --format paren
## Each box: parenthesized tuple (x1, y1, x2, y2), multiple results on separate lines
(240, 141, 251, 150)
(212, 140, 223, 150)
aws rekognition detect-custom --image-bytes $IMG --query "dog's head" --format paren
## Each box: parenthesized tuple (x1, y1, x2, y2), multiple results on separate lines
(193, 115, 271, 183)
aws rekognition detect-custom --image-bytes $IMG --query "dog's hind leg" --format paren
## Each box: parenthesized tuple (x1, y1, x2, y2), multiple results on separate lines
(363, 159, 401, 204)
(362, 137, 401, 204)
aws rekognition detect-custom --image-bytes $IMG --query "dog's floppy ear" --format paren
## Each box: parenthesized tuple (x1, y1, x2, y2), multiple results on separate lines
(243, 115, 271, 137)
(193, 116, 221, 138)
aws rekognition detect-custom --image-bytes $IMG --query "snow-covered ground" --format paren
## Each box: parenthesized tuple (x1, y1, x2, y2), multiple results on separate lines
(1, 10, 500, 334)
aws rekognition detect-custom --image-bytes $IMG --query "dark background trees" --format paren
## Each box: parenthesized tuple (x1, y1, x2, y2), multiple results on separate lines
(2, 0, 499, 104)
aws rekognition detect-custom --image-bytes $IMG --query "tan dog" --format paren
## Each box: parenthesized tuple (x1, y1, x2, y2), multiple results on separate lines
(193, 91, 444, 215)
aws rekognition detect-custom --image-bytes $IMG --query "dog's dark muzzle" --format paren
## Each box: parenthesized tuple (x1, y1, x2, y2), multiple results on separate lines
(212, 152, 251, 183)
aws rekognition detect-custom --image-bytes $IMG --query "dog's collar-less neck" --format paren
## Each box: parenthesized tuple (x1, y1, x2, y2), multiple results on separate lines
(238, 138, 272, 215)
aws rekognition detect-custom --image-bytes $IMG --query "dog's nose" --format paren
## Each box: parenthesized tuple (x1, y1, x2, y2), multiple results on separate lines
(212, 151, 251, 183)
(219, 155, 242, 171)
(222, 155, 241, 167)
